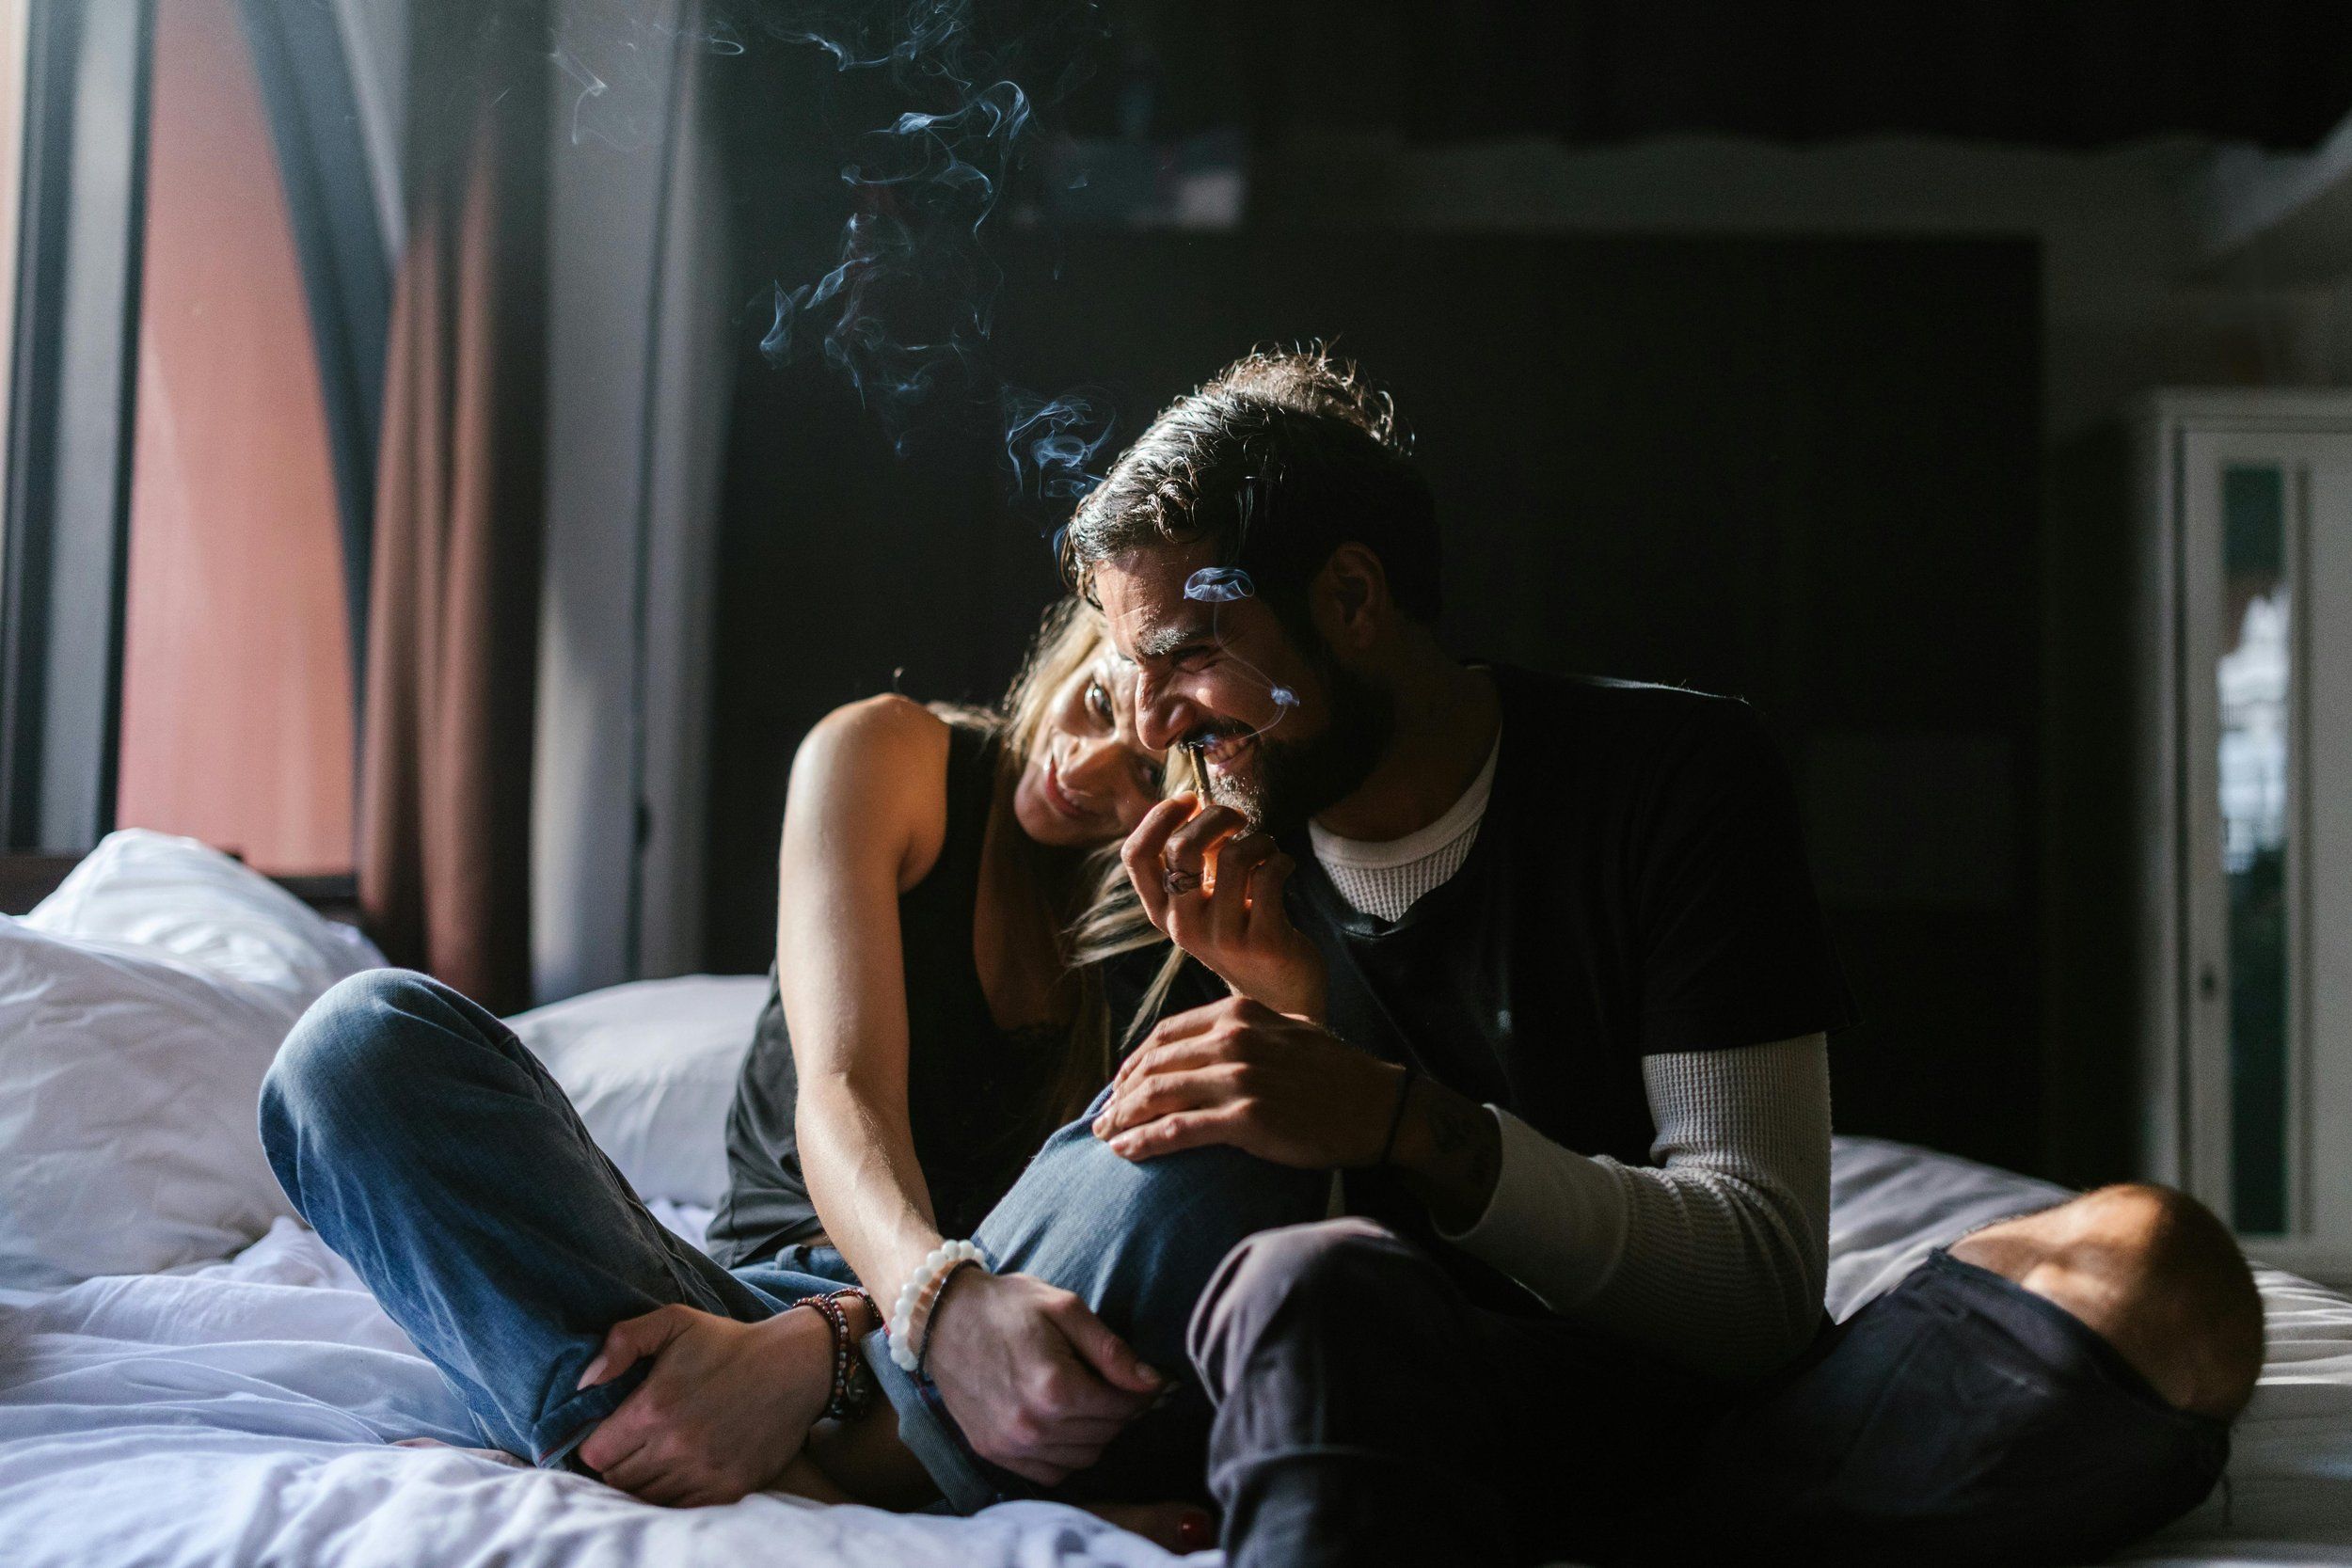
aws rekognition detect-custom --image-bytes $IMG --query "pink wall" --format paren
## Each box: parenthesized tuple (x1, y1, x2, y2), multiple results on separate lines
(113, 0, 355, 874)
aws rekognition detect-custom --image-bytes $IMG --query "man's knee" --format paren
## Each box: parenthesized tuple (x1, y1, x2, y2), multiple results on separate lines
(1187, 1219, 1420, 1390)
(1955, 1182, 2264, 1420)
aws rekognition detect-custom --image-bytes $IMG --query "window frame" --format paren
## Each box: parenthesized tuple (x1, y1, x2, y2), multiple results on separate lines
(0, 0, 386, 859)
(0, 0, 154, 852)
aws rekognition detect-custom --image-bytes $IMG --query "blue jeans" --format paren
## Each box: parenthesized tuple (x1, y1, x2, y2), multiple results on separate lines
(258, 970, 1327, 1507)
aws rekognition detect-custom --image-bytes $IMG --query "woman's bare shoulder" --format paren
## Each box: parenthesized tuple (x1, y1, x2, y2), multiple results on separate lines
(788, 695, 956, 850)
(810, 691, 950, 748)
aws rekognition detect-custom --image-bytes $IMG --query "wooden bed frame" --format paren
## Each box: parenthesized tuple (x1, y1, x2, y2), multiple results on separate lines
(0, 850, 364, 927)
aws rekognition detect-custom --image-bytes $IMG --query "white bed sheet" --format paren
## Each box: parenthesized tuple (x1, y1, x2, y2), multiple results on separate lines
(0, 1202, 1170, 1568)
(2, 1141, 2346, 1567)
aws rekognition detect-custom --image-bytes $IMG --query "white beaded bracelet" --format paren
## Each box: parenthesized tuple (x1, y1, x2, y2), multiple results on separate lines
(888, 1239, 986, 1372)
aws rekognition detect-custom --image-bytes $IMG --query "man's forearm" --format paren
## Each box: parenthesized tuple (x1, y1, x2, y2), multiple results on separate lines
(1566, 1039, 1831, 1375)
(1387, 1072, 1503, 1232)
(1420, 1037, 1833, 1379)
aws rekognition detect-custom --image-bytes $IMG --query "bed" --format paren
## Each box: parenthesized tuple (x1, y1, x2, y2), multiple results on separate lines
(3, 838, 2349, 1566)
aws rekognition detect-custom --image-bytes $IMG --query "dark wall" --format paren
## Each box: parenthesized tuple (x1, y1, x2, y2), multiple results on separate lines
(704, 231, 2046, 1174)
(1058, 2, 2352, 153)
(2041, 425, 2145, 1190)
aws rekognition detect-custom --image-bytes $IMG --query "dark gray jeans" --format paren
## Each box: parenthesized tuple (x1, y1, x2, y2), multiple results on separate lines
(1187, 1220, 2231, 1567)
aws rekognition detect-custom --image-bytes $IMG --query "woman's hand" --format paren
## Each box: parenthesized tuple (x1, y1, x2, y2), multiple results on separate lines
(920, 1269, 1165, 1485)
(576, 1301, 844, 1507)
(1122, 795, 1327, 1021)
(1093, 994, 1405, 1169)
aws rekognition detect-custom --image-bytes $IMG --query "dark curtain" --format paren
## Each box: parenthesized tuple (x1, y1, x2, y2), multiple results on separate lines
(358, 2, 546, 1013)
(1079, 0, 2352, 152)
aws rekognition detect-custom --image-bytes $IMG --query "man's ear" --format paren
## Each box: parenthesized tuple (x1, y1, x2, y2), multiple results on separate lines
(1310, 544, 1390, 655)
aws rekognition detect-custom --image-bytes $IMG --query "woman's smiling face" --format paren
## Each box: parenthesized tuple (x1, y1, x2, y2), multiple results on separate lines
(1011, 654, 1166, 848)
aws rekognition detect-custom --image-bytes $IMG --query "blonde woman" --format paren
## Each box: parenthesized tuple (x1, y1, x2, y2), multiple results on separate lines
(714, 596, 1167, 1275)
(261, 601, 1238, 1543)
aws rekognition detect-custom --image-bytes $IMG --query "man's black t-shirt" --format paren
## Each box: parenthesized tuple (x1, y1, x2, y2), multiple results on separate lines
(1284, 666, 1857, 1175)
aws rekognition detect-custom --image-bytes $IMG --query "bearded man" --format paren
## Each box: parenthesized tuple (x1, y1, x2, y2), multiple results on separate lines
(1048, 347, 2257, 1566)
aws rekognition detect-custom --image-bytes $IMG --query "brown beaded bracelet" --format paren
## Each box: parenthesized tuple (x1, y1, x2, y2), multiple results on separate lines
(799, 1288, 876, 1421)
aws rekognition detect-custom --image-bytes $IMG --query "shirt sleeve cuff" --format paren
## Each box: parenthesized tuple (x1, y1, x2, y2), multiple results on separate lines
(1433, 1106, 1631, 1312)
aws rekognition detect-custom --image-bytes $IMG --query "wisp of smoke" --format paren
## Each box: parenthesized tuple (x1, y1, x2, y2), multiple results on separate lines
(1183, 567, 1254, 604)
(754, 0, 1110, 476)
(1003, 387, 1116, 503)
(1170, 567, 1299, 749)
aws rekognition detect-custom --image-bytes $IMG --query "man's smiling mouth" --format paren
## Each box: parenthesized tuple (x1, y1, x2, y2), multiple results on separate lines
(1186, 729, 1257, 772)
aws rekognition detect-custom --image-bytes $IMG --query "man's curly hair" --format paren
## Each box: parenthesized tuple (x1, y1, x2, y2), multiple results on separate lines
(1057, 344, 1441, 625)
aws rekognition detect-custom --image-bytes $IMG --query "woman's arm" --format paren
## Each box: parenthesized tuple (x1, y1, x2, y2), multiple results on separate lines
(775, 695, 954, 1309)
(553, 700, 939, 1508)
(779, 699, 1161, 1486)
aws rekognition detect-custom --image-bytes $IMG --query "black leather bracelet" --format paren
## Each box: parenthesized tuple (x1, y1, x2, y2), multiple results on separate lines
(914, 1259, 980, 1380)
(1377, 1063, 1420, 1167)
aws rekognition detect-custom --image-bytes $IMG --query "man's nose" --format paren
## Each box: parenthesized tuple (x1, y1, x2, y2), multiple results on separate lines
(1133, 672, 1193, 753)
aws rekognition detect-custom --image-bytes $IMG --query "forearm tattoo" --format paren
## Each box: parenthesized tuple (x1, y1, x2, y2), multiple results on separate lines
(1420, 1085, 1502, 1206)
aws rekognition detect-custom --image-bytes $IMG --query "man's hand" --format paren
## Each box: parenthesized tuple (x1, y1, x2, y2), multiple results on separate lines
(576, 1302, 838, 1507)
(1123, 796, 1327, 1022)
(1093, 994, 1403, 1167)
(1098, 995, 1507, 1227)
(920, 1269, 1164, 1485)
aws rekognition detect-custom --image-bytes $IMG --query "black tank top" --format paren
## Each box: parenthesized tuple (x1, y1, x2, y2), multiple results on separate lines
(707, 722, 1066, 1268)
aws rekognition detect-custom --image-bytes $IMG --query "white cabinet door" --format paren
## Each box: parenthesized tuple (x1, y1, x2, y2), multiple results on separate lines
(2305, 451, 2352, 1269)
(2176, 425, 2352, 1281)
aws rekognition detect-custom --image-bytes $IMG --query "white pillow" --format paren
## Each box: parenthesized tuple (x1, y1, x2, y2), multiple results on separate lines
(506, 975, 767, 1209)
(0, 832, 384, 1288)
(24, 829, 385, 998)
(0, 917, 307, 1287)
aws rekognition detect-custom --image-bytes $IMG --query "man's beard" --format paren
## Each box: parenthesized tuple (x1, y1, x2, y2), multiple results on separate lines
(1200, 654, 1392, 835)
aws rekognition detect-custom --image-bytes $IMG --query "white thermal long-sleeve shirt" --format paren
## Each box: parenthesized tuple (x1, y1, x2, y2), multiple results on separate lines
(1310, 734, 1833, 1379)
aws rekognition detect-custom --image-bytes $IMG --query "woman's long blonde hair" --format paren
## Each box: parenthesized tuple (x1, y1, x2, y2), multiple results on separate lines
(943, 598, 1188, 1133)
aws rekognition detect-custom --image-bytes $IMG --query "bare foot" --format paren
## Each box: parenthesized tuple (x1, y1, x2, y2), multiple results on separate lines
(802, 1400, 943, 1511)
(771, 1452, 855, 1504)
(1082, 1502, 1216, 1554)
(1949, 1184, 2263, 1419)
(797, 1412, 1214, 1551)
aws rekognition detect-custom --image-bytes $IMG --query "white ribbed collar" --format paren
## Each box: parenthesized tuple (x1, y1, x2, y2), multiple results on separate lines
(1309, 729, 1502, 872)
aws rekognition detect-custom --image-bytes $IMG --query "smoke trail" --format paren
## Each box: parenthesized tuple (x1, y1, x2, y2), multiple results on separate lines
(753, 1, 1109, 468)
(1179, 566, 1298, 746)
(1002, 386, 1116, 503)
(550, 2, 754, 152)
(1183, 568, 1254, 604)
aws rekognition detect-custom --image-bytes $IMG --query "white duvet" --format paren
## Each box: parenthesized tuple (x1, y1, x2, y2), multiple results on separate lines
(3, 1142, 2348, 1567)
